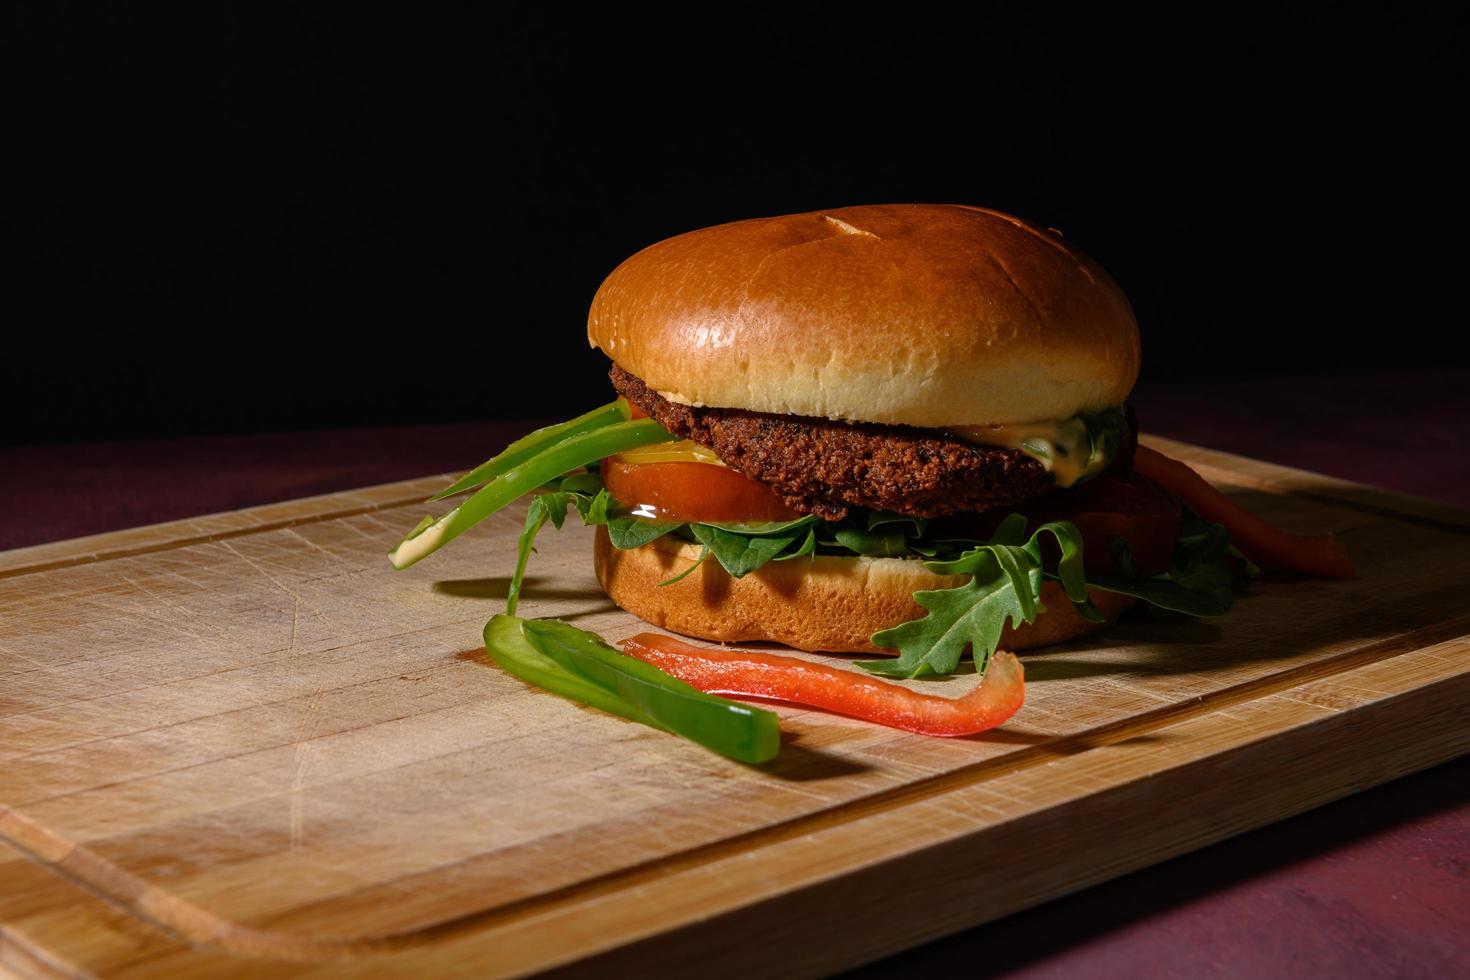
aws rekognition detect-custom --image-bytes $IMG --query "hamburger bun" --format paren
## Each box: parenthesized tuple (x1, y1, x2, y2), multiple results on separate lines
(587, 203, 1139, 428)
(594, 526, 1134, 654)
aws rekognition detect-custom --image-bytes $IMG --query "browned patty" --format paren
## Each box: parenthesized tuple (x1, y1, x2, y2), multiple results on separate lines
(610, 365, 1064, 520)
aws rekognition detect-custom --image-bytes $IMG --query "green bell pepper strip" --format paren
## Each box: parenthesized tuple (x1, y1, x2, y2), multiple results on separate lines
(390, 418, 675, 569)
(428, 399, 631, 502)
(483, 614, 655, 727)
(521, 618, 781, 764)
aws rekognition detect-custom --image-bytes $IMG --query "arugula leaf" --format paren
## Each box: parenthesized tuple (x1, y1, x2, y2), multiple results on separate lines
(1079, 514, 1254, 619)
(658, 546, 709, 586)
(1084, 573, 1231, 617)
(862, 547, 1032, 679)
(987, 512, 1030, 547)
(1172, 512, 1258, 592)
(861, 520, 1091, 678)
(507, 494, 557, 616)
(575, 488, 612, 525)
(1029, 521, 1090, 602)
(689, 523, 805, 577)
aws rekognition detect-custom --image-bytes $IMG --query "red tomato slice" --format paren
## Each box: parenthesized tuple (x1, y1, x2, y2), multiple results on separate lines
(1026, 470, 1182, 576)
(927, 471, 1181, 576)
(602, 458, 804, 525)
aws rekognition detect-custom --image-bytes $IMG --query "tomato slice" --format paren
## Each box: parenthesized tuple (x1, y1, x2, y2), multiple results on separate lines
(1025, 470, 1182, 576)
(602, 458, 804, 525)
(609, 403, 1179, 569)
(933, 471, 1182, 575)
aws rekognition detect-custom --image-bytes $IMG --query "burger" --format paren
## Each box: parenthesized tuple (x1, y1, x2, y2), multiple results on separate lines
(393, 204, 1346, 679)
(589, 203, 1146, 654)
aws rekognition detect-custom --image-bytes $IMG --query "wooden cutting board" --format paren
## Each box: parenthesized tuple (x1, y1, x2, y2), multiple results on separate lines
(3, 435, 1468, 978)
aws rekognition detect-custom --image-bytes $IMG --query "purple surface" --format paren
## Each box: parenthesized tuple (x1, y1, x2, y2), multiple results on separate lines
(1131, 369, 1470, 507)
(2, 369, 1468, 977)
(0, 420, 546, 552)
(855, 757, 1470, 979)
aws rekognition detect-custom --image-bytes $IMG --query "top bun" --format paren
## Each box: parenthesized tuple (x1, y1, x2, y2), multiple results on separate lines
(587, 204, 1140, 428)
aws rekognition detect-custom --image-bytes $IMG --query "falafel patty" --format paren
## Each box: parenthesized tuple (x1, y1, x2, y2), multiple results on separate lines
(610, 365, 1063, 520)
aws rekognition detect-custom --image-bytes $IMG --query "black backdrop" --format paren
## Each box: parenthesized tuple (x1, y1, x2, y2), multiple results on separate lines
(3, 7, 1460, 444)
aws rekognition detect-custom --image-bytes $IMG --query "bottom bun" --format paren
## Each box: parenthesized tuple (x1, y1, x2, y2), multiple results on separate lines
(593, 526, 1133, 654)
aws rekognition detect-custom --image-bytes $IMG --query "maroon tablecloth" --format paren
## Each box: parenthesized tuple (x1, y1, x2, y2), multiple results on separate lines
(4, 369, 1468, 977)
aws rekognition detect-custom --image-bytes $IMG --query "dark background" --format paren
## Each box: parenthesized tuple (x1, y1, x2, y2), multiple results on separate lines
(3, 7, 1461, 445)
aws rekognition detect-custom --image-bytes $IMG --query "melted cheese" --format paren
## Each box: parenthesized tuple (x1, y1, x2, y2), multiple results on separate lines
(947, 418, 1109, 488)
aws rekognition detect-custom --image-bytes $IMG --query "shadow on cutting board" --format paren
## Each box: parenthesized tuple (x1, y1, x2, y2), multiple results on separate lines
(431, 576, 598, 602)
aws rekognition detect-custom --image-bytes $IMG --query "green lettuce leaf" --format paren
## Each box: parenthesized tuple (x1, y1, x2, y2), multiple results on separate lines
(700, 515, 821, 537)
(833, 527, 911, 557)
(605, 515, 682, 549)
(689, 523, 807, 577)
(773, 527, 818, 561)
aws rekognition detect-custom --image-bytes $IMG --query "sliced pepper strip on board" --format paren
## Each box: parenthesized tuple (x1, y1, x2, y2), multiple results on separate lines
(484, 614, 655, 728)
(1132, 445, 1356, 580)
(524, 620, 781, 764)
(620, 633, 1025, 737)
(429, 398, 631, 501)
(485, 616, 782, 764)
(389, 418, 674, 570)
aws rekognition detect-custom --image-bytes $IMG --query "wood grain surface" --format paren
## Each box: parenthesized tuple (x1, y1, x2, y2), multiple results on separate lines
(2, 435, 1468, 978)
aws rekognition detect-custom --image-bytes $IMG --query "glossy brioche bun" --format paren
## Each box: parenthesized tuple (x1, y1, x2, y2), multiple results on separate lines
(587, 204, 1139, 428)
(593, 527, 1133, 655)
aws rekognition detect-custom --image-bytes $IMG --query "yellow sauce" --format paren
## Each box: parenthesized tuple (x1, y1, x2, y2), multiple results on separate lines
(947, 418, 1109, 488)
(612, 439, 728, 467)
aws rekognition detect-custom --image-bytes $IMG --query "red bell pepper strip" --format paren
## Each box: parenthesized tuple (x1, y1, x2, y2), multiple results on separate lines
(1132, 445, 1356, 580)
(619, 633, 1025, 737)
